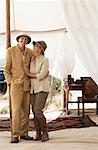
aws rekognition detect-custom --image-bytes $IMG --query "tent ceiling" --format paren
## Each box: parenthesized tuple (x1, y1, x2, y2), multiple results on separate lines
(0, 0, 98, 33)
(0, 0, 66, 33)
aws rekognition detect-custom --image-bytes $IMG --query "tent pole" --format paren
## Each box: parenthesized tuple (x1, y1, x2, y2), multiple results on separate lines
(6, 0, 11, 48)
(6, 0, 12, 137)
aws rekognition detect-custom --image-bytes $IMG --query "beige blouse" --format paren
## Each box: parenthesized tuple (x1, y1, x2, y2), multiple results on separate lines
(30, 55, 50, 94)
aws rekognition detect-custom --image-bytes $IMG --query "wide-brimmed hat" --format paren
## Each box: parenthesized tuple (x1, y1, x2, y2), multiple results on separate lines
(32, 41, 47, 51)
(16, 32, 31, 44)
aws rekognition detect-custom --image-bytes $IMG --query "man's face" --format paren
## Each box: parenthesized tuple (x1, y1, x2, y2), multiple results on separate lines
(18, 36, 29, 45)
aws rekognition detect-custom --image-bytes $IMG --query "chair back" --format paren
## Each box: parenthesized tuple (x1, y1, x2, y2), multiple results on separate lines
(81, 77, 98, 99)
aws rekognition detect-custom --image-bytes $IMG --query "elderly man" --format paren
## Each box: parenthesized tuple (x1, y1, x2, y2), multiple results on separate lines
(4, 33, 34, 143)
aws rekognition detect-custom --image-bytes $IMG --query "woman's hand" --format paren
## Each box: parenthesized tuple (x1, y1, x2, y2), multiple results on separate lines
(23, 64, 36, 78)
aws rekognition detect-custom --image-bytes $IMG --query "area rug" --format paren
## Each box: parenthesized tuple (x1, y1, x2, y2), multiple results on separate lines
(0, 115, 97, 132)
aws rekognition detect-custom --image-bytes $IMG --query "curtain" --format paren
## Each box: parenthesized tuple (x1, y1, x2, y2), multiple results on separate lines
(1, 0, 98, 84)
(61, 0, 98, 84)
(29, 31, 75, 80)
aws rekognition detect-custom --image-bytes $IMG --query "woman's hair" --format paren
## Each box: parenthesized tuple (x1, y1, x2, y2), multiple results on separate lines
(41, 50, 44, 55)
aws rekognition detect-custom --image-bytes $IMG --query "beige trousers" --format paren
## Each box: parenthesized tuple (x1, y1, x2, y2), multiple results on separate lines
(10, 82, 30, 138)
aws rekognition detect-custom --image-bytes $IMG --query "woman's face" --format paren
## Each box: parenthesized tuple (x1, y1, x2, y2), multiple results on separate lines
(33, 44, 42, 56)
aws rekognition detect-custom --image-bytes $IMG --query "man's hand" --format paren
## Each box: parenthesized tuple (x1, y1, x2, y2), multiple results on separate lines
(23, 64, 29, 75)
(44, 71, 49, 78)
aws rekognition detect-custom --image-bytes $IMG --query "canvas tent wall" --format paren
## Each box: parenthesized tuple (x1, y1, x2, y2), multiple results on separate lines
(0, 0, 98, 84)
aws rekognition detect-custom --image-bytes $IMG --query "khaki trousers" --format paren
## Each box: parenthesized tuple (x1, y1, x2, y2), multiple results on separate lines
(30, 92, 48, 132)
(10, 82, 30, 138)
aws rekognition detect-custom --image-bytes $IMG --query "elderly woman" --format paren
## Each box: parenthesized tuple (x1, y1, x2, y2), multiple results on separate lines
(25, 41, 50, 142)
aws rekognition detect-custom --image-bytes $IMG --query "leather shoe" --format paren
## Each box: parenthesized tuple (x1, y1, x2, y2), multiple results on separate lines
(41, 132, 49, 142)
(11, 137, 19, 143)
(34, 131, 42, 141)
(20, 135, 33, 140)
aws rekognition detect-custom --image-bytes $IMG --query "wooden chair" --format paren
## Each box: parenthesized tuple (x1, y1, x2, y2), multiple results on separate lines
(78, 77, 98, 117)
(65, 80, 82, 115)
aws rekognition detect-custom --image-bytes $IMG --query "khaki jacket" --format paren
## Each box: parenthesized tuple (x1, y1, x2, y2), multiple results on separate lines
(30, 55, 50, 94)
(4, 45, 33, 91)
